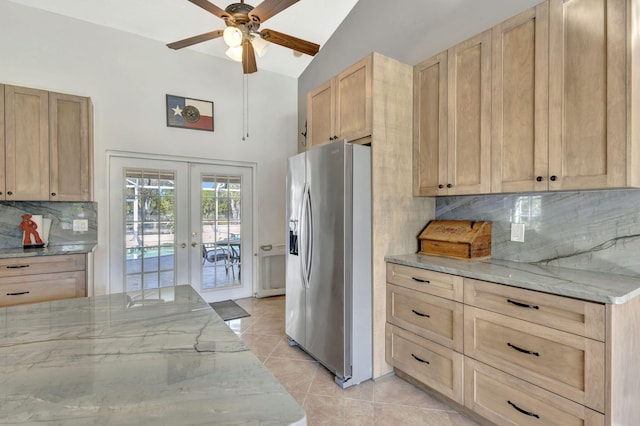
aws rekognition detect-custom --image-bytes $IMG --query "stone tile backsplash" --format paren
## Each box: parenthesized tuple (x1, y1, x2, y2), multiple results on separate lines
(0, 201, 97, 248)
(436, 189, 640, 276)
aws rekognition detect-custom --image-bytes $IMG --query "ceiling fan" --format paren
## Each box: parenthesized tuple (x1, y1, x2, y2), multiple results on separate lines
(167, 0, 320, 74)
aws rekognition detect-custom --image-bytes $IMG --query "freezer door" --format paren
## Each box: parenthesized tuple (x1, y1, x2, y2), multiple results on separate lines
(305, 141, 349, 378)
(285, 152, 306, 346)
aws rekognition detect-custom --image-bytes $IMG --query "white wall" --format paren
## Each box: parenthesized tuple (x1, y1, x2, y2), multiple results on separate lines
(0, 1, 298, 295)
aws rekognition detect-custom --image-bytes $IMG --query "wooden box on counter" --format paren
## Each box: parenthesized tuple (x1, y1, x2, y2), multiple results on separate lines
(418, 220, 491, 260)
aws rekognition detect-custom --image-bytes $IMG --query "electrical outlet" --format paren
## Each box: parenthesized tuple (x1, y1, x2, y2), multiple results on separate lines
(73, 219, 88, 232)
(510, 223, 525, 242)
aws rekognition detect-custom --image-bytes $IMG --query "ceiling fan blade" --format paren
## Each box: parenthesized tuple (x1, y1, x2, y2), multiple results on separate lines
(260, 29, 319, 56)
(167, 30, 224, 50)
(249, 0, 299, 23)
(188, 0, 229, 19)
(242, 39, 258, 74)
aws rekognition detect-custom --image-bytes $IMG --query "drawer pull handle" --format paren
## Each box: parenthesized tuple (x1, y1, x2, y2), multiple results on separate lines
(412, 309, 430, 318)
(507, 299, 539, 310)
(6, 264, 30, 269)
(411, 277, 430, 283)
(411, 353, 430, 365)
(508, 342, 540, 357)
(7, 291, 30, 296)
(508, 400, 540, 419)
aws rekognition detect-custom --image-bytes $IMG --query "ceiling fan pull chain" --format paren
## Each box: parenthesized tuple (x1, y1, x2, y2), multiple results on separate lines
(242, 73, 246, 141)
(246, 75, 250, 139)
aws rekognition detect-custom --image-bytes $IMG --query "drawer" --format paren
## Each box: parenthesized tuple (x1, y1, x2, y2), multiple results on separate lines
(465, 358, 604, 426)
(386, 323, 463, 404)
(0, 254, 85, 278)
(386, 263, 463, 301)
(464, 278, 605, 341)
(464, 305, 605, 412)
(0, 271, 86, 307)
(387, 283, 463, 351)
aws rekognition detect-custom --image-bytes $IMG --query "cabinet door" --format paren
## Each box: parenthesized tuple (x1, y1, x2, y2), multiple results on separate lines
(307, 79, 334, 148)
(5, 85, 50, 200)
(447, 30, 492, 195)
(492, 3, 549, 193)
(0, 84, 4, 200)
(50, 92, 92, 201)
(549, 0, 626, 190)
(335, 55, 372, 143)
(413, 52, 448, 196)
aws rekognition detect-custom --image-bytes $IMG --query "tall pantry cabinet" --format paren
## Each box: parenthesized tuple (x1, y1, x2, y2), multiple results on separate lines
(1, 84, 93, 201)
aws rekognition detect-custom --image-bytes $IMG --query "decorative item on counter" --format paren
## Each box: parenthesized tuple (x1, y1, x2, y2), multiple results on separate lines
(417, 220, 491, 260)
(19, 214, 51, 249)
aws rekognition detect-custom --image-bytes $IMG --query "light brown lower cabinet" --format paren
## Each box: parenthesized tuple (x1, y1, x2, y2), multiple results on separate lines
(0, 254, 86, 307)
(386, 262, 640, 425)
(465, 357, 604, 425)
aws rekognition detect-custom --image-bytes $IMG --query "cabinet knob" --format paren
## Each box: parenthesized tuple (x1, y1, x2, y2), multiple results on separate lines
(446, 183, 453, 188)
(7, 191, 12, 195)
(51, 192, 57, 197)
(550, 175, 557, 181)
(438, 184, 444, 189)
(536, 176, 543, 182)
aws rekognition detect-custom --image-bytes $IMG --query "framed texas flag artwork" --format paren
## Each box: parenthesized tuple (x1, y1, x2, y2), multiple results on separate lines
(166, 94, 214, 132)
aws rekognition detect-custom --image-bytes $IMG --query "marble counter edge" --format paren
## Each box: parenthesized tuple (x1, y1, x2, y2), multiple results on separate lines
(0, 243, 97, 259)
(385, 254, 640, 304)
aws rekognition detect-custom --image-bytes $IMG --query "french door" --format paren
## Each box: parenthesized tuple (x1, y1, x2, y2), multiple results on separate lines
(108, 155, 253, 303)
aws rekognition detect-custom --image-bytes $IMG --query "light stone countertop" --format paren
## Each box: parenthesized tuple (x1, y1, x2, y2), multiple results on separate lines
(0, 285, 306, 425)
(0, 243, 97, 258)
(385, 253, 640, 304)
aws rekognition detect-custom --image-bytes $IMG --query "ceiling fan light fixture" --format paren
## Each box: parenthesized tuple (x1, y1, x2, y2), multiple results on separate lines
(251, 36, 270, 57)
(226, 45, 244, 62)
(223, 26, 243, 47)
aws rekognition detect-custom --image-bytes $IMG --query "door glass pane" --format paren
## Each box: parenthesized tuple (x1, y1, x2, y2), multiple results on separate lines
(124, 169, 177, 301)
(201, 174, 242, 290)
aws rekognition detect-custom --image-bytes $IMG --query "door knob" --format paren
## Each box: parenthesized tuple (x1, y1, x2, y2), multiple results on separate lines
(191, 242, 198, 247)
(179, 243, 187, 248)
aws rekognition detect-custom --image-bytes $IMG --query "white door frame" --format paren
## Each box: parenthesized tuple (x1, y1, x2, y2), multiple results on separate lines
(106, 150, 258, 297)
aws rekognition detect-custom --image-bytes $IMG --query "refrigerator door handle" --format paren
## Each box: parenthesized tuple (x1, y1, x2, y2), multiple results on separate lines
(300, 183, 313, 289)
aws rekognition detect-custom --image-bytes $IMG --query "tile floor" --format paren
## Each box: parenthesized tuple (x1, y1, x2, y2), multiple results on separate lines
(227, 295, 480, 425)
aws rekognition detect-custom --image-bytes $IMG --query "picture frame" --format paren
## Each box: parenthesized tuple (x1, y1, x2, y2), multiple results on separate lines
(166, 94, 214, 132)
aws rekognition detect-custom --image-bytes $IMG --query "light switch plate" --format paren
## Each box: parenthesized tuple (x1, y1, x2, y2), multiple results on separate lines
(510, 223, 525, 242)
(73, 219, 88, 232)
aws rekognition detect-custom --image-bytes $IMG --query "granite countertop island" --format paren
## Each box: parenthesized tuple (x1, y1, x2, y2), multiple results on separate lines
(386, 253, 640, 304)
(0, 285, 306, 425)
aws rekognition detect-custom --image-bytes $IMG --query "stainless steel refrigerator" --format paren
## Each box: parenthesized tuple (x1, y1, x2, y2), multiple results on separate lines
(285, 140, 372, 388)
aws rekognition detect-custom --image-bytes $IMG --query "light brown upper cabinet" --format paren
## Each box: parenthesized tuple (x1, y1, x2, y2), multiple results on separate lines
(4, 85, 50, 200)
(307, 55, 372, 148)
(491, 3, 549, 193)
(3, 85, 93, 201)
(548, 0, 629, 190)
(49, 92, 93, 201)
(414, 31, 492, 196)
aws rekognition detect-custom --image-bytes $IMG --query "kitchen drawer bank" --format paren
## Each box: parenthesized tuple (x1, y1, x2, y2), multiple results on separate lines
(0, 244, 95, 307)
(385, 254, 640, 426)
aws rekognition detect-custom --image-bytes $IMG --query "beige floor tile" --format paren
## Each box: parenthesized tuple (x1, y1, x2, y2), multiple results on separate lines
(308, 368, 374, 402)
(264, 357, 320, 395)
(374, 403, 456, 426)
(303, 394, 374, 426)
(269, 338, 316, 361)
(448, 412, 480, 426)
(246, 316, 285, 335)
(239, 333, 282, 357)
(373, 375, 456, 411)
